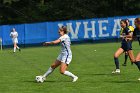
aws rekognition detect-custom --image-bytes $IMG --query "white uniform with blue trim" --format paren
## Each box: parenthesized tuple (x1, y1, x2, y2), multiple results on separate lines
(57, 34, 72, 64)
(10, 31, 18, 43)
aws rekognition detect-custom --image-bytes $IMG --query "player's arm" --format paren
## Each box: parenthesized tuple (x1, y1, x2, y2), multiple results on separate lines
(126, 32, 133, 38)
(10, 33, 13, 38)
(120, 32, 133, 39)
(123, 27, 133, 38)
(120, 35, 124, 38)
(120, 33, 126, 39)
(43, 39, 61, 46)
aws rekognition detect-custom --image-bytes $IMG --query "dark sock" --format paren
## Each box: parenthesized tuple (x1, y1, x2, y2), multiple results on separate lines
(124, 54, 128, 64)
(114, 57, 119, 69)
(135, 61, 140, 71)
(138, 38, 140, 46)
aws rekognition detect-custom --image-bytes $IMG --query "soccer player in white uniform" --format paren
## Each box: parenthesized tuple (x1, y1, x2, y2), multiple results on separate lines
(10, 28, 21, 53)
(42, 26, 78, 82)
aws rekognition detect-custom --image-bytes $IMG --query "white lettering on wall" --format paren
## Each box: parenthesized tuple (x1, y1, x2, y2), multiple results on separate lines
(112, 19, 121, 36)
(66, 22, 81, 39)
(128, 18, 135, 27)
(83, 21, 96, 38)
(98, 20, 109, 37)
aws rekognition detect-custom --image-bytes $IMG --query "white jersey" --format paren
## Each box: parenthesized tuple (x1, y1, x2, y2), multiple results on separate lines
(10, 31, 18, 43)
(59, 34, 72, 54)
(57, 34, 72, 64)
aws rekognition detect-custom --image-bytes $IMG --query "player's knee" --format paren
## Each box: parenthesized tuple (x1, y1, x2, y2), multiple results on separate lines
(114, 54, 118, 58)
(136, 57, 140, 62)
(60, 70, 65, 74)
(51, 64, 56, 69)
(130, 59, 135, 63)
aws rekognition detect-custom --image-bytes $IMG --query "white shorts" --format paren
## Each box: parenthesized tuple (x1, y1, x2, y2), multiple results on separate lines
(12, 38, 18, 43)
(57, 53, 72, 64)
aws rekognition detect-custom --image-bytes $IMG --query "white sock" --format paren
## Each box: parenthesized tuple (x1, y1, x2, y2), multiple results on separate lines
(64, 71, 76, 78)
(14, 47, 16, 52)
(16, 46, 19, 49)
(43, 67, 54, 77)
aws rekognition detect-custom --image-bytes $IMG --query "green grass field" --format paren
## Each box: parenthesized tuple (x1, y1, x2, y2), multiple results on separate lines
(0, 42, 140, 93)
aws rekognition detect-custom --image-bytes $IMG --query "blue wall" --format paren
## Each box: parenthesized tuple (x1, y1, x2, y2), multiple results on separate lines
(0, 15, 140, 45)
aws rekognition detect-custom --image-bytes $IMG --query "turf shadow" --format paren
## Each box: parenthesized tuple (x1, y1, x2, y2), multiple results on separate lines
(105, 80, 139, 83)
(23, 80, 72, 83)
(83, 73, 113, 76)
(45, 80, 72, 83)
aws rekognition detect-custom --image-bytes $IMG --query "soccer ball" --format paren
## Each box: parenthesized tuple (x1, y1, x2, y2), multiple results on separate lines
(35, 76, 44, 83)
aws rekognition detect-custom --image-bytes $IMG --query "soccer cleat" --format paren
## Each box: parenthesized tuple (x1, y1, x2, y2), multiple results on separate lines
(138, 78, 140, 81)
(42, 76, 46, 81)
(112, 69, 120, 74)
(72, 76, 78, 82)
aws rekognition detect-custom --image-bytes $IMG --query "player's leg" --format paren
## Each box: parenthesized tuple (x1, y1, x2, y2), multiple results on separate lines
(127, 50, 135, 65)
(13, 43, 17, 53)
(60, 63, 78, 82)
(128, 50, 140, 71)
(127, 50, 135, 63)
(112, 48, 124, 74)
(16, 44, 21, 51)
(122, 52, 128, 66)
(43, 60, 61, 78)
(15, 39, 21, 51)
(135, 52, 140, 71)
(43, 54, 63, 78)
(135, 52, 140, 80)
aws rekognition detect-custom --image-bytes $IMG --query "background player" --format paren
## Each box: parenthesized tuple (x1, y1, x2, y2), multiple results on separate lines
(133, 18, 140, 80)
(10, 28, 21, 53)
(121, 19, 134, 66)
(112, 19, 135, 74)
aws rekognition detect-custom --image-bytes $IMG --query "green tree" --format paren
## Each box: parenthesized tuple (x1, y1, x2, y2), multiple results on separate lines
(0, 0, 140, 25)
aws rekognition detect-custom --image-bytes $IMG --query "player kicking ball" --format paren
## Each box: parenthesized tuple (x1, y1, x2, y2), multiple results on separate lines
(36, 26, 78, 83)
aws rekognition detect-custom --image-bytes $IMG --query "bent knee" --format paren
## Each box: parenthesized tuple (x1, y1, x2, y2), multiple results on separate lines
(60, 70, 65, 74)
(136, 57, 140, 62)
(130, 59, 135, 63)
(51, 64, 56, 69)
(114, 54, 118, 58)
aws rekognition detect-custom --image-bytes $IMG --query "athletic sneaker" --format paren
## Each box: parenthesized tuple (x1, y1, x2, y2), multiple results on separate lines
(42, 76, 46, 81)
(112, 69, 120, 74)
(72, 76, 78, 82)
